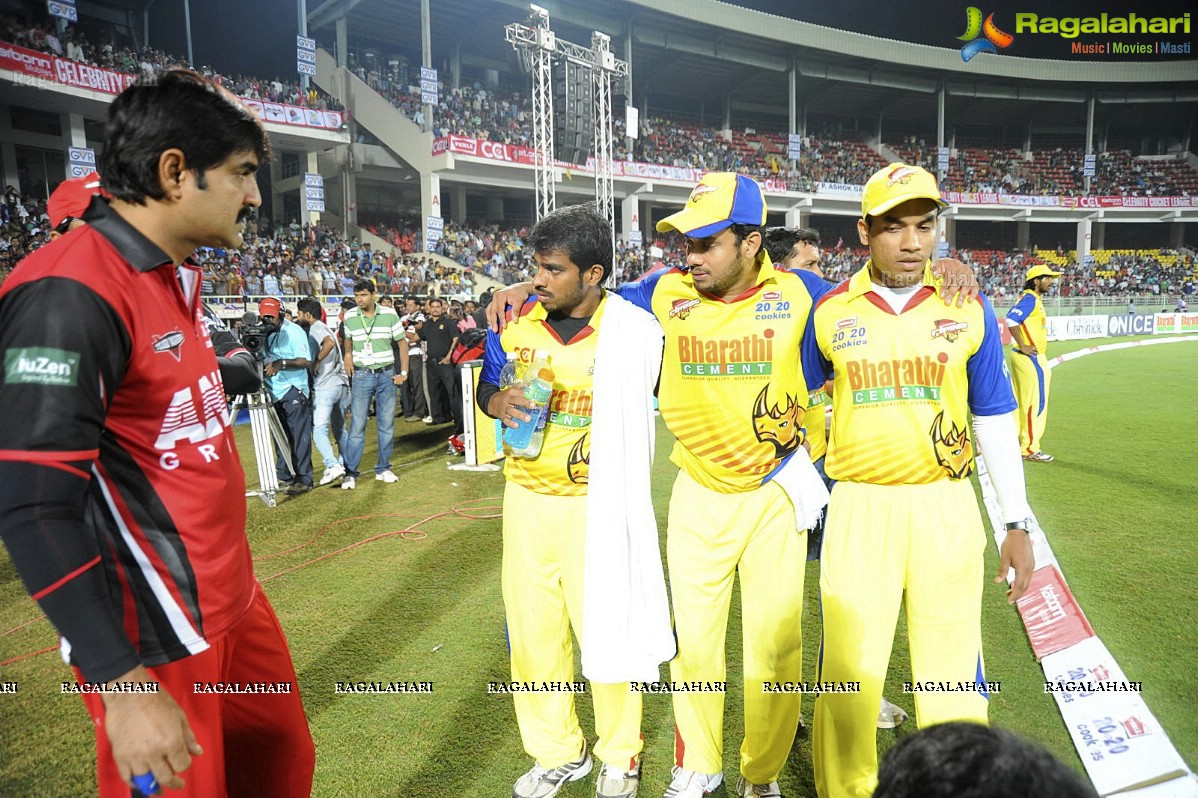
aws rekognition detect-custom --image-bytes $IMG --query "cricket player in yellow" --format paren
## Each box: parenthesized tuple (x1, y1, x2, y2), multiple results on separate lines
(479, 204, 670, 798)
(486, 175, 980, 798)
(811, 164, 1036, 798)
(1005, 264, 1061, 463)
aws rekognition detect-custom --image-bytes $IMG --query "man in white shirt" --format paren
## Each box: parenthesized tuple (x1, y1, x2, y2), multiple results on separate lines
(297, 298, 349, 485)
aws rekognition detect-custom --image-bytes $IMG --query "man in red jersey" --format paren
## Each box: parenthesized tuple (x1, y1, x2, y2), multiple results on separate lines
(0, 70, 314, 797)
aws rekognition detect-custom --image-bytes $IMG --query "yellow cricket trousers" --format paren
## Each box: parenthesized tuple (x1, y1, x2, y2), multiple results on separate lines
(502, 481, 643, 770)
(667, 469, 807, 784)
(813, 480, 990, 798)
(1008, 348, 1052, 456)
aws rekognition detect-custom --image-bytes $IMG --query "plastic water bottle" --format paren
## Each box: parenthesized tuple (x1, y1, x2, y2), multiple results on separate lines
(498, 352, 519, 390)
(504, 352, 554, 458)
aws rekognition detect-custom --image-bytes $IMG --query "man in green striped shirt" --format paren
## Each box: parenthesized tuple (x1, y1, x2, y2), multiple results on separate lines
(340, 279, 410, 489)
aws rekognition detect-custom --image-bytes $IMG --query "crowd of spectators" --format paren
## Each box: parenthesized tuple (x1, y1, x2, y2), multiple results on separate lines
(892, 138, 1194, 197)
(2, 15, 343, 111)
(0, 185, 475, 299)
(193, 220, 474, 300)
(2, 185, 1192, 302)
(366, 74, 1198, 196)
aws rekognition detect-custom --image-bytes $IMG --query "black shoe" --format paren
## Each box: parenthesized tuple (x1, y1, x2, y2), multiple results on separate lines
(286, 483, 312, 496)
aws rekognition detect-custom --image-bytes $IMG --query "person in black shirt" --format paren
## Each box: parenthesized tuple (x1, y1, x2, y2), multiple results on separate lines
(419, 297, 462, 436)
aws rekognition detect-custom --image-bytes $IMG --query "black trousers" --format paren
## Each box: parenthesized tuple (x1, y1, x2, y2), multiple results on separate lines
(426, 361, 463, 434)
(273, 386, 314, 487)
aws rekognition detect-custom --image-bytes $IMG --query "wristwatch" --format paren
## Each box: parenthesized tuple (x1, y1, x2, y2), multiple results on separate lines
(399, 370, 408, 376)
(1005, 520, 1030, 532)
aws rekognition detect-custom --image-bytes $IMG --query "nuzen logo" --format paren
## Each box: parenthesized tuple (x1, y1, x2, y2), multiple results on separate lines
(154, 370, 230, 470)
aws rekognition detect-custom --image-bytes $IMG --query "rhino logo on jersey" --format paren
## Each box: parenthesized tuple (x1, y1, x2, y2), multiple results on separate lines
(567, 432, 590, 484)
(752, 385, 804, 458)
(930, 410, 973, 479)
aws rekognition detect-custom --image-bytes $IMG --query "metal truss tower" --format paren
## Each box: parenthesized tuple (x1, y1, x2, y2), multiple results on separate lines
(506, 5, 628, 248)
(505, 6, 556, 221)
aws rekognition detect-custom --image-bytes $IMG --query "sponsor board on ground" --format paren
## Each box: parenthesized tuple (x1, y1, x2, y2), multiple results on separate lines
(1047, 314, 1108, 342)
(1107, 313, 1156, 336)
(1043, 636, 1189, 796)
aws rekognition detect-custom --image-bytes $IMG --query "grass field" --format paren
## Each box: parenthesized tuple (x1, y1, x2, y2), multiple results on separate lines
(1, 333, 1195, 797)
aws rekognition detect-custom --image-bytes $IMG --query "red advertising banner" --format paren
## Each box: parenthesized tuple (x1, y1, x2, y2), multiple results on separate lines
(432, 135, 1198, 206)
(1015, 565, 1095, 660)
(1, 41, 343, 131)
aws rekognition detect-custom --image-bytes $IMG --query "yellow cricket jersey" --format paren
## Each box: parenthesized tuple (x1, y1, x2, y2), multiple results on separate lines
(483, 295, 603, 496)
(617, 257, 830, 493)
(1005, 289, 1048, 354)
(804, 385, 830, 463)
(814, 262, 1016, 486)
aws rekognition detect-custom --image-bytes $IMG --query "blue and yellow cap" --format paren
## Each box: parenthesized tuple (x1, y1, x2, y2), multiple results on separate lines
(656, 172, 767, 238)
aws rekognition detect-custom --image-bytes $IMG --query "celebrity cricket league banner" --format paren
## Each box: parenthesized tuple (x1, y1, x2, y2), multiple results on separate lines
(0, 41, 344, 130)
(1042, 637, 1190, 796)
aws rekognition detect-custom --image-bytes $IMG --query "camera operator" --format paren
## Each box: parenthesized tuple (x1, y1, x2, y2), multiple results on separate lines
(258, 297, 314, 495)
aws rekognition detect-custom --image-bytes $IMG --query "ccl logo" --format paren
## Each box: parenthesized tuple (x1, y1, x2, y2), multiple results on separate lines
(958, 7, 1015, 61)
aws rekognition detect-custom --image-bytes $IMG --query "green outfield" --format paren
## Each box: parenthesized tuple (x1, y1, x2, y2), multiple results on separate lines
(1, 333, 1195, 797)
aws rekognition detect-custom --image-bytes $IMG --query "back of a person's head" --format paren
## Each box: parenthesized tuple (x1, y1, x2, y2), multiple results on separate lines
(873, 722, 1097, 798)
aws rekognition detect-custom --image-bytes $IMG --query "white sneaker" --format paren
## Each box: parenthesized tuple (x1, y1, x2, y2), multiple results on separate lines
(319, 464, 346, 485)
(421, 415, 433, 423)
(512, 744, 593, 798)
(877, 697, 909, 729)
(596, 762, 640, 798)
(735, 775, 782, 797)
(340, 476, 356, 490)
(664, 767, 722, 798)
(375, 469, 399, 483)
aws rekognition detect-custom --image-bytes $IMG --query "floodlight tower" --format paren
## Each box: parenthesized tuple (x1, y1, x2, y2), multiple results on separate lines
(505, 5, 557, 221)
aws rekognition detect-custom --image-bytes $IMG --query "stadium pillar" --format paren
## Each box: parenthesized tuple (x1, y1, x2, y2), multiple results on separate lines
(182, 0, 193, 67)
(1170, 223, 1185, 249)
(784, 206, 807, 229)
(305, 152, 320, 226)
(723, 94, 731, 135)
(1017, 220, 1030, 251)
(64, 113, 87, 149)
(451, 43, 461, 89)
(624, 19, 634, 155)
(336, 17, 347, 67)
(0, 143, 17, 195)
(936, 81, 945, 151)
(1092, 222, 1105, 250)
(940, 214, 956, 251)
(420, 172, 439, 249)
(1076, 219, 1093, 270)
(343, 167, 357, 233)
(297, 0, 310, 93)
(421, 0, 434, 134)
(451, 184, 467, 223)
(621, 193, 640, 241)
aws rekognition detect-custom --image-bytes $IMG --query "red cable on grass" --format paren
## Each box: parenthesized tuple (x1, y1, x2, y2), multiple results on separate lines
(0, 498, 504, 665)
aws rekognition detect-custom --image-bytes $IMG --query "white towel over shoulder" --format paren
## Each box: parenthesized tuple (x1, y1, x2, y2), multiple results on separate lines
(581, 291, 676, 684)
